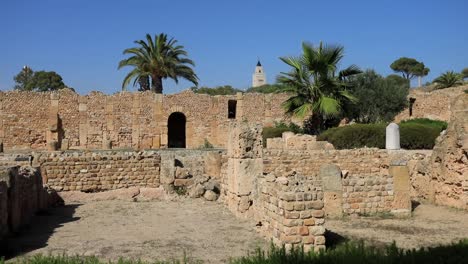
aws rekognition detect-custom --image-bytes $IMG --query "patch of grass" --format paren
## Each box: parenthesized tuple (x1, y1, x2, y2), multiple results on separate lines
(5, 254, 201, 264)
(197, 139, 214, 149)
(231, 240, 468, 264)
(173, 185, 187, 196)
(400, 118, 448, 131)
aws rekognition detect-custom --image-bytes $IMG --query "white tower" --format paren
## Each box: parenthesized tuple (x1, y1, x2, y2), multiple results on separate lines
(252, 60, 266, 87)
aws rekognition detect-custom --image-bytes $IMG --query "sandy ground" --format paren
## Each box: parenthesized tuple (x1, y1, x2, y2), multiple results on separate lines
(325, 202, 468, 249)
(4, 198, 468, 263)
(4, 199, 267, 263)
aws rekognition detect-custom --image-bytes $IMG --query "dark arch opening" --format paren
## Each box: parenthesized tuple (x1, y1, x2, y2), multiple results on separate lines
(168, 112, 186, 148)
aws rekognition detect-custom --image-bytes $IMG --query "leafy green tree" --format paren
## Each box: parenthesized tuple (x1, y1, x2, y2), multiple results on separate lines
(118, 33, 198, 93)
(343, 70, 409, 123)
(414, 64, 430, 87)
(433, 71, 463, 89)
(277, 42, 361, 134)
(13, 66, 34, 90)
(245, 84, 290, 93)
(462, 68, 468, 80)
(390, 57, 428, 83)
(29, 71, 66, 91)
(14, 67, 66, 91)
(190, 85, 242, 95)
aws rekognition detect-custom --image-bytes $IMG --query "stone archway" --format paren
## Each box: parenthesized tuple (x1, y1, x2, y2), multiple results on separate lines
(168, 112, 186, 148)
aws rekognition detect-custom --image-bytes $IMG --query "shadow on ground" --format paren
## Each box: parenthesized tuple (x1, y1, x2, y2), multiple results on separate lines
(0, 204, 81, 259)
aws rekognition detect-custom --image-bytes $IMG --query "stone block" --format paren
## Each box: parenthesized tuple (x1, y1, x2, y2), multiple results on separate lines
(227, 158, 262, 196)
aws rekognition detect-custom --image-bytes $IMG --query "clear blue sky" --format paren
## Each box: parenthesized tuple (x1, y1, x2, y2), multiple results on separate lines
(1, 0, 467, 94)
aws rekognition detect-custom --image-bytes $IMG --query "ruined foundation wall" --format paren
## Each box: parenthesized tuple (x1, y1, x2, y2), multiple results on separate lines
(0, 166, 59, 242)
(223, 122, 326, 251)
(263, 148, 419, 216)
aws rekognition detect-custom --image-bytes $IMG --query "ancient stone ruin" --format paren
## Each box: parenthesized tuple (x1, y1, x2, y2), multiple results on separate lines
(0, 88, 466, 252)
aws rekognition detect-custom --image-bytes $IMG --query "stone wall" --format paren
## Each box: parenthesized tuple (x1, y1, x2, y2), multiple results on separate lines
(263, 148, 418, 216)
(409, 94, 468, 210)
(0, 166, 60, 242)
(37, 151, 162, 192)
(223, 122, 326, 251)
(0, 89, 293, 151)
(394, 85, 466, 122)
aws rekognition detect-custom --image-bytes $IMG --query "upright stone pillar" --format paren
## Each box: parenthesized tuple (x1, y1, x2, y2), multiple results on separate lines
(78, 97, 88, 148)
(386, 123, 400, 150)
(389, 165, 411, 217)
(226, 121, 263, 217)
(320, 164, 343, 218)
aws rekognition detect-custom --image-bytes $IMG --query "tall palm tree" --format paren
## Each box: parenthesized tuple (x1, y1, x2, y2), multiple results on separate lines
(118, 33, 199, 93)
(278, 42, 361, 133)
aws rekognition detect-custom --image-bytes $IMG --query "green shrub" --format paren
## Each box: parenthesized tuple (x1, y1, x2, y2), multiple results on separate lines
(232, 240, 468, 264)
(400, 123, 441, 149)
(317, 121, 444, 150)
(317, 124, 386, 149)
(400, 118, 447, 131)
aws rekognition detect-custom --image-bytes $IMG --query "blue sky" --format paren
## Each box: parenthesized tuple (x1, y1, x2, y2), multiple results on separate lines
(1, 0, 467, 94)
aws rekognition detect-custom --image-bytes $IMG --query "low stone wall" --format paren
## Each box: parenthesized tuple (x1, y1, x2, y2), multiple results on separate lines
(37, 151, 162, 192)
(266, 132, 334, 150)
(0, 166, 60, 242)
(257, 172, 326, 251)
(263, 148, 422, 217)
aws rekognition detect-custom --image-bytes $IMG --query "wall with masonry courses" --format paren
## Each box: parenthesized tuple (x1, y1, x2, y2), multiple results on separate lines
(263, 148, 420, 215)
(37, 151, 161, 192)
(0, 89, 293, 151)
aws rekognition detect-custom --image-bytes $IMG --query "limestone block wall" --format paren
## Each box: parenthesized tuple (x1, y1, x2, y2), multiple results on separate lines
(263, 148, 417, 216)
(266, 132, 334, 150)
(0, 166, 60, 242)
(0, 89, 295, 151)
(257, 171, 326, 251)
(223, 122, 326, 251)
(394, 85, 466, 122)
(37, 151, 161, 192)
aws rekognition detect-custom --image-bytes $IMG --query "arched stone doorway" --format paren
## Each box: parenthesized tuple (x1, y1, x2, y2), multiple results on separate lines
(168, 112, 186, 148)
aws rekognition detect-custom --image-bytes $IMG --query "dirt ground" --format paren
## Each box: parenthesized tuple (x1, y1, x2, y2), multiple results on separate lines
(325, 202, 468, 249)
(4, 198, 468, 263)
(4, 199, 267, 263)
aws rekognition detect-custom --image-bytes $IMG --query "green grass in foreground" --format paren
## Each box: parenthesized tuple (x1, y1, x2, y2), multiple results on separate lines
(2, 240, 468, 264)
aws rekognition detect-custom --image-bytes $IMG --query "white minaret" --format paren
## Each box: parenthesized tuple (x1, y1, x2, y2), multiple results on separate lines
(252, 60, 266, 87)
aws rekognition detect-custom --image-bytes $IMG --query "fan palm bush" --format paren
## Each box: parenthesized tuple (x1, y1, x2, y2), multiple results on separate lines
(118, 33, 198, 93)
(277, 42, 361, 134)
(433, 71, 463, 89)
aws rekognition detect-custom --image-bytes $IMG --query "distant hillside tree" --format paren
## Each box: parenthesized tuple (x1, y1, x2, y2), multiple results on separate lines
(245, 84, 290, 93)
(118, 33, 198, 93)
(462, 68, 468, 80)
(433, 71, 463, 89)
(190, 85, 242, 95)
(14, 67, 66, 91)
(343, 70, 409, 123)
(390, 57, 429, 86)
(13, 66, 34, 90)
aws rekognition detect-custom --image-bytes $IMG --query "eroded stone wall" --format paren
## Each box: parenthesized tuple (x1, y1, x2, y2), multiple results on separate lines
(0, 166, 60, 242)
(394, 85, 466, 122)
(409, 94, 468, 210)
